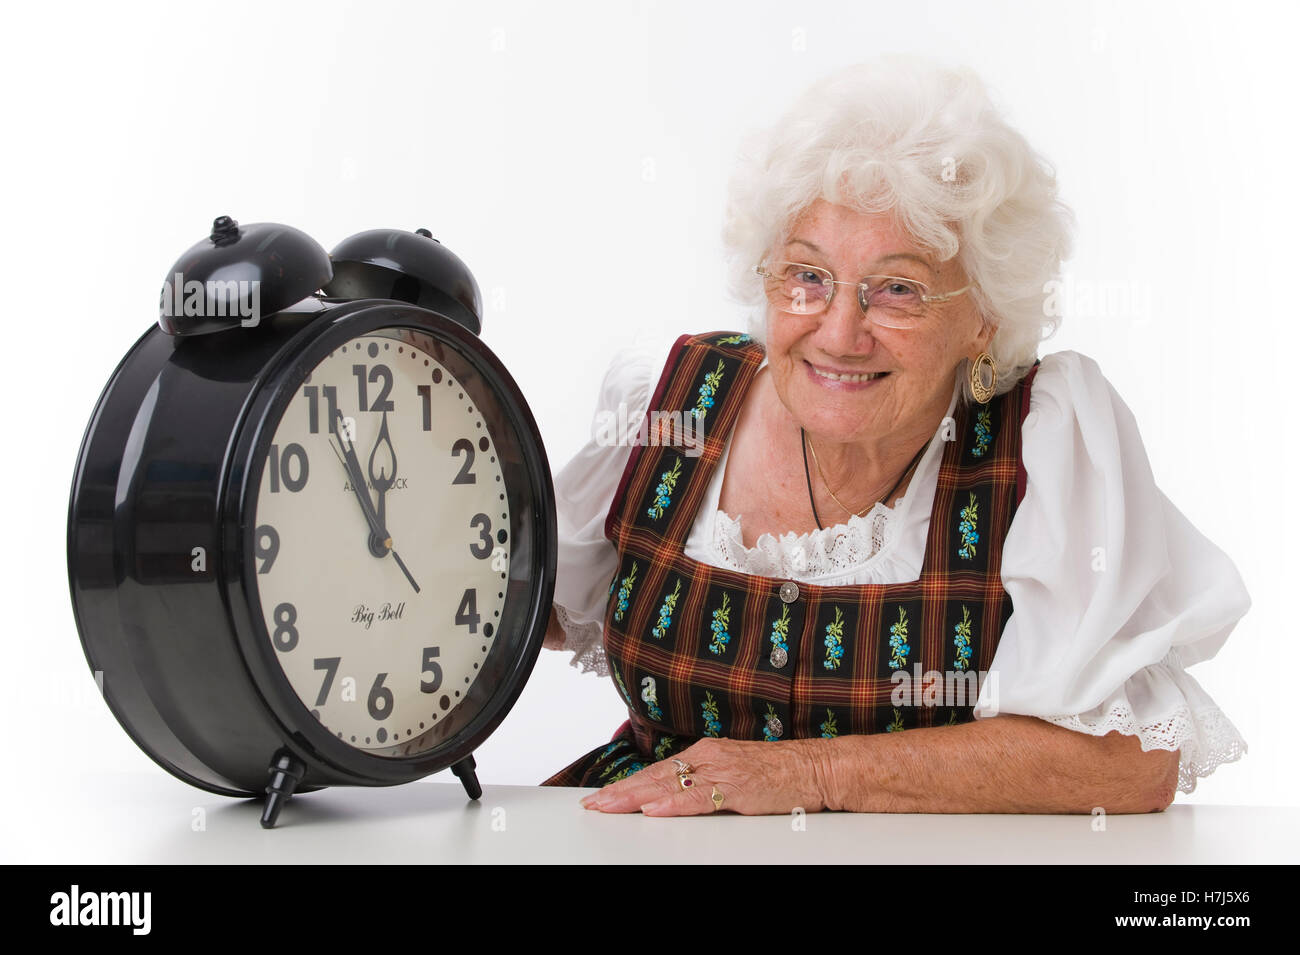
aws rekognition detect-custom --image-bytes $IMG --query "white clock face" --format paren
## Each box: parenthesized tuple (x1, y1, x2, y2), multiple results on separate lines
(252, 328, 512, 756)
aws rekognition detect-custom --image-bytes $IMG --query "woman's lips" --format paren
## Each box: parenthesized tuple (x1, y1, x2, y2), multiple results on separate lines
(804, 360, 890, 390)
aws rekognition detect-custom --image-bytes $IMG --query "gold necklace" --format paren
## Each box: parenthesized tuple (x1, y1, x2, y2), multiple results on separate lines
(804, 431, 927, 519)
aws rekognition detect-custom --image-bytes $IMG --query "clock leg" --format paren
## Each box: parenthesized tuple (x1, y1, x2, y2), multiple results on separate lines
(261, 750, 307, 829)
(450, 754, 482, 800)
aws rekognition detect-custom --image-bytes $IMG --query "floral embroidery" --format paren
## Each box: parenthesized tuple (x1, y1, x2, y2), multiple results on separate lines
(599, 753, 635, 779)
(823, 606, 845, 670)
(701, 691, 722, 737)
(715, 333, 752, 345)
(613, 561, 638, 622)
(604, 759, 648, 784)
(957, 492, 980, 560)
(888, 606, 910, 670)
(708, 592, 732, 655)
(946, 709, 959, 726)
(654, 735, 675, 760)
(640, 676, 663, 723)
(887, 708, 905, 732)
(690, 359, 726, 422)
(598, 741, 622, 760)
(610, 659, 633, 706)
(970, 405, 993, 457)
(820, 708, 839, 739)
(646, 457, 683, 520)
(953, 604, 973, 671)
(769, 603, 790, 657)
(762, 703, 781, 742)
(651, 579, 682, 639)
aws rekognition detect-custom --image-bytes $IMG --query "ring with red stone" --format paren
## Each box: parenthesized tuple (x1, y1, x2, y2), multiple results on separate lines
(672, 758, 696, 790)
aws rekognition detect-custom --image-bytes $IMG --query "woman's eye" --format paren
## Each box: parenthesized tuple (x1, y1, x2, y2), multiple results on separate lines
(881, 281, 919, 298)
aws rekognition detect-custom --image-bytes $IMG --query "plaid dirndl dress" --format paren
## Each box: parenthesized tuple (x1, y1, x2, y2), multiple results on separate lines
(542, 330, 1039, 788)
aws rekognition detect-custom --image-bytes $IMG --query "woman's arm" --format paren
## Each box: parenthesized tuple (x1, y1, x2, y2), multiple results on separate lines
(581, 714, 1180, 815)
(810, 714, 1179, 814)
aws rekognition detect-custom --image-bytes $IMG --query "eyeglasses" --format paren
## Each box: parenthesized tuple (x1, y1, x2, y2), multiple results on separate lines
(753, 260, 973, 330)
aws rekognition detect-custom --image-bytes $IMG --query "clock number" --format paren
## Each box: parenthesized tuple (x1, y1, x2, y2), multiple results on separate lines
(420, 647, 443, 693)
(469, 513, 493, 558)
(455, 588, 480, 633)
(254, 524, 280, 574)
(302, 385, 340, 434)
(418, 384, 432, 431)
(452, 438, 476, 484)
(367, 673, 393, 720)
(272, 602, 298, 651)
(268, 443, 309, 493)
(352, 364, 395, 412)
(313, 657, 340, 706)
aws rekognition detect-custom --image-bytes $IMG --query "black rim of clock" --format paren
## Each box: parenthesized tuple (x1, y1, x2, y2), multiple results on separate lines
(223, 302, 556, 785)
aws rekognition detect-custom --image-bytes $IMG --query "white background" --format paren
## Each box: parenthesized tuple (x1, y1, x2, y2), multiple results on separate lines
(2, 0, 1295, 835)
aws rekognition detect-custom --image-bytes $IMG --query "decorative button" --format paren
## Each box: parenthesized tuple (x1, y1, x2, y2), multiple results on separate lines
(769, 646, 788, 669)
(779, 580, 799, 603)
(766, 716, 784, 738)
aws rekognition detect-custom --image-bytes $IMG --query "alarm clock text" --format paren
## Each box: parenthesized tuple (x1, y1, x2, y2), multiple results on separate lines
(351, 602, 407, 630)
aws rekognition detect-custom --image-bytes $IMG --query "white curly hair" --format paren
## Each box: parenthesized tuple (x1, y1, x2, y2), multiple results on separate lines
(722, 56, 1075, 402)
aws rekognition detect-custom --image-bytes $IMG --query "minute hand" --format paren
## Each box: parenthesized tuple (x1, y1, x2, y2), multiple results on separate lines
(332, 413, 421, 594)
(333, 413, 386, 544)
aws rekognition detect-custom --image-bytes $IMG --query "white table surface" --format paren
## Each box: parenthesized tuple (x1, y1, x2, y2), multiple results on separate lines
(4, 770, 1296, 864)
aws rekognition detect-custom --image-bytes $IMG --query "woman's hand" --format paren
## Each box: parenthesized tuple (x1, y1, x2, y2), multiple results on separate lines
(580, 737, 828, 816)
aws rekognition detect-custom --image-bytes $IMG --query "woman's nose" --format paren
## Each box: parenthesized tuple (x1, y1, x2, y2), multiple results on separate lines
(817, 283, 874, 350)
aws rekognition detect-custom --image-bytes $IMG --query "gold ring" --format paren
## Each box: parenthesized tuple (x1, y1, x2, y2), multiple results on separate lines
(672, 758, 693, 774)
(711, 786, 724, 811)
(678, 773, 696, 791)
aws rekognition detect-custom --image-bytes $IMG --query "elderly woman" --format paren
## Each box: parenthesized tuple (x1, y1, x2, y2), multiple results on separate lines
(538, 58, 1250, 816)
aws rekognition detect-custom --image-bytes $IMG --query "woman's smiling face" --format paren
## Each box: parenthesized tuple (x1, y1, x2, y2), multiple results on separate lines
(763, 199, 994, 449)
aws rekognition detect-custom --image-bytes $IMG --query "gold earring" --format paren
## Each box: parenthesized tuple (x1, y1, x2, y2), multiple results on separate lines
(970, 352, 997, 404)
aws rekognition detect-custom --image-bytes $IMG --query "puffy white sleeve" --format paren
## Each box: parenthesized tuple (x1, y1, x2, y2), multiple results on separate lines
(974, 349, 1251, 794)
(550, 346, 658, 677)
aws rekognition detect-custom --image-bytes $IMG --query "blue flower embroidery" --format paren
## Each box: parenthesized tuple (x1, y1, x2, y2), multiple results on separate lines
(762, 703, 781, 742)
(641, 676, 663, 723)
(823, 606, 845, 670)
(820, 708, 839, 739)
(970, 406, 993, 457)
(701, 692, 722, 737)
(953, 604, 973, 671)
(690, 359, 726, 422)
(888, 606, 910, 670)
(715, 333, 752, 345)
(887, 708, 905, 732)
(651, 579, 682, 639)
(957, 493, 980, 560)
(646, 457, 683, 520)
(613, 561, 638, 622)
(769, 603, 790, 656)
(708, 592, 732, 655)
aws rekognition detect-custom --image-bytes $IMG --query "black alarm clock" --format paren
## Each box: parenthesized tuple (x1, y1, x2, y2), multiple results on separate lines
(67, 217, 555, 828)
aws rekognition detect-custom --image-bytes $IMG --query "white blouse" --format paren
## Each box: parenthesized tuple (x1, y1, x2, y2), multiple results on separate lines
(550, 344, 1252, 795)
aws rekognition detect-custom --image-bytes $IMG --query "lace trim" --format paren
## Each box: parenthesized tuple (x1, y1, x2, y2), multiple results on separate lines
(711, 503, 896, 579)
(1039, 698, 1248, 795)
(553, 603, 609, 677)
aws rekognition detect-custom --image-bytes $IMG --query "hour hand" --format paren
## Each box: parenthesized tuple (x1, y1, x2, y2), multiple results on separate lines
(331, 413, 386, 553)
(330, 413, 421, 594)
